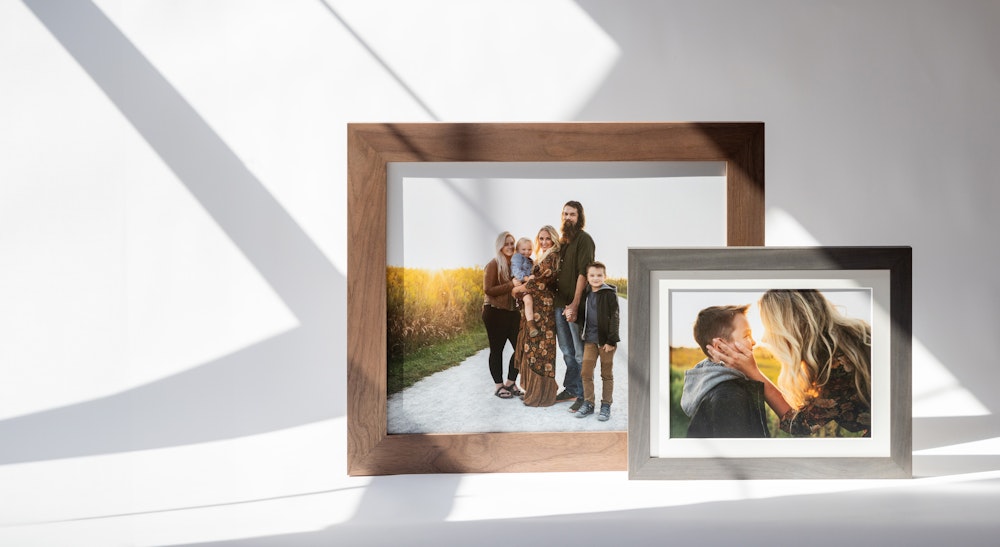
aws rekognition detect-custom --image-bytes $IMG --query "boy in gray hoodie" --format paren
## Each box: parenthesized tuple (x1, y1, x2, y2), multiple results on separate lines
(680, 305, 770, 438)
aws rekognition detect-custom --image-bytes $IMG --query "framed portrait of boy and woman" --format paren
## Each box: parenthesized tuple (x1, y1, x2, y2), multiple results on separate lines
(628, 246, 912, 479)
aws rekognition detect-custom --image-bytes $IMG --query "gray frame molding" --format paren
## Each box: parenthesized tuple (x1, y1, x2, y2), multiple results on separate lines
(627, 247, 912, 479)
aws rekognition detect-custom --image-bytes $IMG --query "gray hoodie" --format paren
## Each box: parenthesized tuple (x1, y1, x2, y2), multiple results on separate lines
(680, 358, 750, 417)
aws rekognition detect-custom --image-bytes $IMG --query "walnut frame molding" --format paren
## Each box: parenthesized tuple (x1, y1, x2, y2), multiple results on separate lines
(347, 122, 764, 476)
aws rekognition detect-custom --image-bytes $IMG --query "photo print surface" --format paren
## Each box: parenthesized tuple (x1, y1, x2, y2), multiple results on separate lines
(667, 288, 873, 440)
(386, 161, 726, 434)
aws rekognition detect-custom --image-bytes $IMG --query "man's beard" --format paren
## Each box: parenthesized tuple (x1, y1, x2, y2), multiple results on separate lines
(561, 219, 581, 244)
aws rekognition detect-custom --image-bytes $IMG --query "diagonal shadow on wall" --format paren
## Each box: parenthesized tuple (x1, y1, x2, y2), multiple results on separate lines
(0, 0, 346, 464)
(570, 0, 1000, 448)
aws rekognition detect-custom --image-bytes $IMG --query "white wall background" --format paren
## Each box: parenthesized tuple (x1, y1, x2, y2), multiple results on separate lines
(1, 0, 998, 544)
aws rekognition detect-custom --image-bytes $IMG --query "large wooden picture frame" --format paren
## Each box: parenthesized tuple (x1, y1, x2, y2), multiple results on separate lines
(628, 247, 912, 479)
(348, 122, 764, 475)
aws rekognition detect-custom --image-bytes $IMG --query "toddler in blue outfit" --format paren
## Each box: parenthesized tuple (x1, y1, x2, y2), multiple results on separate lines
(511, 237, 540, 337)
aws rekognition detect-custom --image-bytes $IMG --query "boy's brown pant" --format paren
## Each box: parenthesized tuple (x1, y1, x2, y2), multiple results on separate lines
(581, 342, 615, 405)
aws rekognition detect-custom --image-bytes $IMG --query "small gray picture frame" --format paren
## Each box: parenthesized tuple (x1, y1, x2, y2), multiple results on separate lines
(627, 247, 912, 479)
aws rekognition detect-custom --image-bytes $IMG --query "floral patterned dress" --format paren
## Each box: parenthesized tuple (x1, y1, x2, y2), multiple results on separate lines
(515, 250, 560, 407)
(779, 354, 871, 437)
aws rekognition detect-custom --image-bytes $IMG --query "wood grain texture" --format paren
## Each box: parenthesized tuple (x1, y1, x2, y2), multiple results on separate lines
(627, 247, 912, 479)
(347, 126, 389, 474)
(627, 250, 654, 477)
(346, 122, 765, 476)
(351, 432, 627, 476)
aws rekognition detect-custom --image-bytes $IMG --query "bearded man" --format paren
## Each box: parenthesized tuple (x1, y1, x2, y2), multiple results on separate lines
(553, 200, 596, 410)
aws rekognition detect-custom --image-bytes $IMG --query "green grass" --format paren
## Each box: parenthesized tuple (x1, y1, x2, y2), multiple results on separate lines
(387, 323, 489, 395)
(669, 365, 690, 438)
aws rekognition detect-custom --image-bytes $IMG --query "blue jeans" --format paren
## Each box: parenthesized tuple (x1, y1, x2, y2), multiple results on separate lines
(554, 306, 583, 398)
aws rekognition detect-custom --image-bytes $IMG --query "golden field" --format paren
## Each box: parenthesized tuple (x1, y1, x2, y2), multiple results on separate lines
(386, 266, 486, 365)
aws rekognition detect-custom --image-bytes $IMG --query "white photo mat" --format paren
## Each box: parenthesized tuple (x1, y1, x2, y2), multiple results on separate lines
(650, 270, 892, 458)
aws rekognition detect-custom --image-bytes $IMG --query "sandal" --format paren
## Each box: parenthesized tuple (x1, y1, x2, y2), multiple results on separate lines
(494, 385, 513, 399)
(505, 383, 524, 398)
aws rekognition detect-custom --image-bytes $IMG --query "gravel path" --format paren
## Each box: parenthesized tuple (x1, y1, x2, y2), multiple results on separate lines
(387, 298, 629, 434)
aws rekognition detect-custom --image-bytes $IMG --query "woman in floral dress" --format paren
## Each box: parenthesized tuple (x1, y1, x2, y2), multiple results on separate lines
(511, 225, 561, 407)
(711, 289, 872, 437)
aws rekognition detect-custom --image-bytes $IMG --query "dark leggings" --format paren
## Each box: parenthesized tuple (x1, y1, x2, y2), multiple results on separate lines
(482, 305, 520, 384)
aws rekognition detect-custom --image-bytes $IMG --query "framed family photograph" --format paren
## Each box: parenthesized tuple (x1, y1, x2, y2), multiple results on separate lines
(347, 122, 764, 475)
(628, 247, 912, 479)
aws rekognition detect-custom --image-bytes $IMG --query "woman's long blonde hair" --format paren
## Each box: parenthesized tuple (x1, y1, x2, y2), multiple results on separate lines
(759, 289, 871, 409)
(493, 231, 514, 282)
(534, 225, 561, 265)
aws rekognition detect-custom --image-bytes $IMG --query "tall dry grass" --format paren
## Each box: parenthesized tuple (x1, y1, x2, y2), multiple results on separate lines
(387, 266, 485, 362)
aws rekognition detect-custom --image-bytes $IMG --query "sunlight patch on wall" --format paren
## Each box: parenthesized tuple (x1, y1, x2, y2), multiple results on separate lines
(330, 0, 620, 121)
(90, 0, 462, 276)
(0, 1, 297, 420)
(911, 339, 989, 417)
(765, 208, 822, 246)
(124, 160, 300, 389)
(767, 208, 988, 418)
(92, 0, 618, 277)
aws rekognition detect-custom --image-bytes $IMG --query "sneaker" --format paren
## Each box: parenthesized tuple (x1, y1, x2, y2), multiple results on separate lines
(555, 390, 575, 403)
(597, 403, 611, 421)
(568, 397, 584, 412)
(576, 402, 595, 418)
